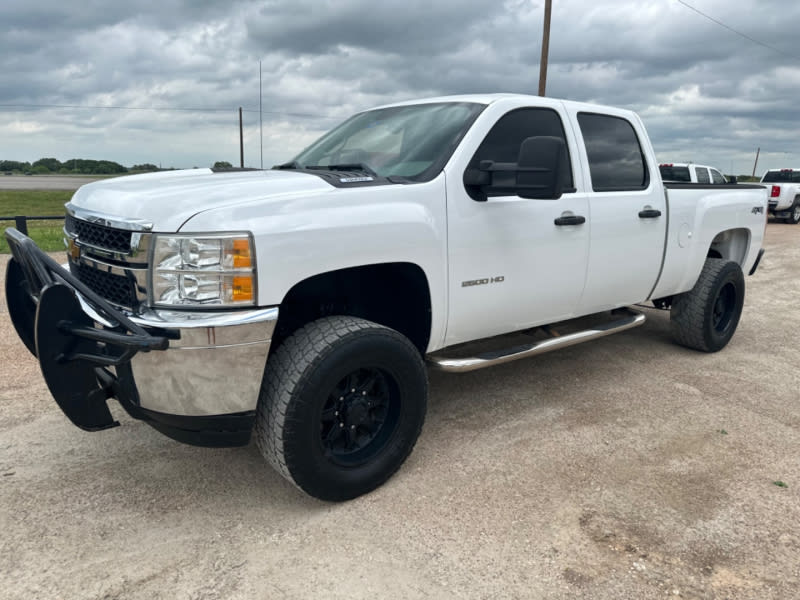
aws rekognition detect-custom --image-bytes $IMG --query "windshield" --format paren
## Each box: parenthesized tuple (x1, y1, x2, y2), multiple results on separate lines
(286, 102, 485, 181)
(659, 165, 691, 182)
(762, 170, 800, 183)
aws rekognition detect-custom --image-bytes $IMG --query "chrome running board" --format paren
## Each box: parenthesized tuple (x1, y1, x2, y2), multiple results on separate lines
(427, 308, 646, 373)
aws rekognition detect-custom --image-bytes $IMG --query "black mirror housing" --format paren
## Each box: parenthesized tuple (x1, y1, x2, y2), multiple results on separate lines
(463, 136, 569, 201)
(515, 136, 567, 200)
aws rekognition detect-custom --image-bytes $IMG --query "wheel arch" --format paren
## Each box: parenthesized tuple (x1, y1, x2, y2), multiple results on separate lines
(707, 228, 751, 266)
(271, 262, 432, 355)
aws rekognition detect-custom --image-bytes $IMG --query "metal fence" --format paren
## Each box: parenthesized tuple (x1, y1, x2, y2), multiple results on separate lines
(0, 215, 64, 236)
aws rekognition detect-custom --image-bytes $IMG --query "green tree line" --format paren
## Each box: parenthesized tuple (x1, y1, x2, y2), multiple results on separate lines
(0, 157, 143, 175)
(1, 159, 236, 175)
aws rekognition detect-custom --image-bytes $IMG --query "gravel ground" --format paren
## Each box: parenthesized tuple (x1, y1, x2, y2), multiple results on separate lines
(1, 223, 799, 599)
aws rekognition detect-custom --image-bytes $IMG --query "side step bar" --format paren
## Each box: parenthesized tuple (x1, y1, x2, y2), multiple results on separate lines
(427, 308, 646, 373)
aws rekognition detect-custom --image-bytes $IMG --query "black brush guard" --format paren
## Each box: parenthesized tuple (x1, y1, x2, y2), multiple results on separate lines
(4, 228, 170, 432)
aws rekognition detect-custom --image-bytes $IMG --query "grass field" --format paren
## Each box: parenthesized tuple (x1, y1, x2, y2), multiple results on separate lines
(0, 190, 71, 253)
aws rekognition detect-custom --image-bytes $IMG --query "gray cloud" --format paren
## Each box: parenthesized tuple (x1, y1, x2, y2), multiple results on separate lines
(1, 0, 800, 174)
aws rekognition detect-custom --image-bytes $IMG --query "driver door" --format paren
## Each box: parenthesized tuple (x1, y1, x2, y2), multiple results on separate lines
(444, 105, 590, 347)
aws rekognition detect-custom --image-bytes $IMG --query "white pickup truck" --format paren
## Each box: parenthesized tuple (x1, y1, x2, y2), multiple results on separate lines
(761, 168, 800, 224)
(659, 162, 728, 184)
(5, 94, 767, 501)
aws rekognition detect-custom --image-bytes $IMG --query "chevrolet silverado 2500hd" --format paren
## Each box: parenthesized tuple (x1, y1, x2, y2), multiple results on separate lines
(761, 168, 800, 223)
(4, 94, 768, 501)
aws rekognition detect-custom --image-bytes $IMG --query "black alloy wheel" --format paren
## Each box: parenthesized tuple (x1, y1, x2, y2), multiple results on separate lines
(711, 281, 737, 336)
(319, 367, 400, 466)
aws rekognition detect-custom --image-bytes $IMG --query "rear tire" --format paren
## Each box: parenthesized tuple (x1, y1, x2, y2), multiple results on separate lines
(670, 258, 745, 352)
(254, 316, 427, 501)
(787, 199, 800, 224)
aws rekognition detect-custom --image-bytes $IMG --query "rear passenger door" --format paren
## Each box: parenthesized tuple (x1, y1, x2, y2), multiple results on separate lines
(571, 111, 667, 314)
(695, 166, 711, 184)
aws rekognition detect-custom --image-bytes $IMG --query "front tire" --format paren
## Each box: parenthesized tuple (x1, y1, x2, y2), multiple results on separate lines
(670, 258, 745, 352)
(255, 316, 427, 501)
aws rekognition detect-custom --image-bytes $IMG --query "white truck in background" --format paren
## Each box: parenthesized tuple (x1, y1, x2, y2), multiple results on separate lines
(5, 94, 768, 501)
(659, 163, 728, 184)
(761, 168, 800, 224)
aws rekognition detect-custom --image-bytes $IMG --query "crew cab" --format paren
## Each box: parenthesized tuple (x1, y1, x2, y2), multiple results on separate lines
(761, 168, 800, 224)
(659, 162, 728, 184)
(4, 94, 768, 501)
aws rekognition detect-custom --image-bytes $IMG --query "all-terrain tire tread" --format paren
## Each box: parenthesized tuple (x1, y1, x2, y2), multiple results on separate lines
(788, 198, 800, 225)
(254, 316, 424, 493)
(670, 258, 745, 352)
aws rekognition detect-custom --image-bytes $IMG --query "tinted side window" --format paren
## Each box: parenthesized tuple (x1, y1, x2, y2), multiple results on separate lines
(659, 165, 690, 182)
(577, 113, 649, 192)
(466, 108, 573, 199)
(695, 167, 710, 184)
(711, 169, 726, 184)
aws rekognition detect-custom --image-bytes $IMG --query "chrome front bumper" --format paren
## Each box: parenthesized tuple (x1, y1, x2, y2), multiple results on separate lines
(73, 281, 278, 416)
(129, 307, 277, 416)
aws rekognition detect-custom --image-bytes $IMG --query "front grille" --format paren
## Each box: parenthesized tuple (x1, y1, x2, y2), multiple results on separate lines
(71, 261, 139, 308)
(66, 214, 133, 254)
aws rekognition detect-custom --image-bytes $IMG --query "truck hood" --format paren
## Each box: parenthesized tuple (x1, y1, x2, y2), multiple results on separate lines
(68, 169, 334, 232)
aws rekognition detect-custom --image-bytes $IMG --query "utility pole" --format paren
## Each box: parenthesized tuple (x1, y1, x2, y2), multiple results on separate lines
(538, 0, 553, 96)
(239, 107, 244, 168)
(259, 60, 263, 169)
(751, 147, 760, 178)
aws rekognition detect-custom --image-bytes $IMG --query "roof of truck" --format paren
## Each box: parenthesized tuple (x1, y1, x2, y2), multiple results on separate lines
(659, 163, 719, 170)
(371, 93, 632, 116)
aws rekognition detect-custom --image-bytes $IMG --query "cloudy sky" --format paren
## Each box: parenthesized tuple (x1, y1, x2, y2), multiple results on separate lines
(2, 0, 799, 175)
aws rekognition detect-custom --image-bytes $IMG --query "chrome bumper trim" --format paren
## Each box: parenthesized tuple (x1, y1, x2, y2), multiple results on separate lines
(130, 307, 278, 416)
(70, 280, 279, 416)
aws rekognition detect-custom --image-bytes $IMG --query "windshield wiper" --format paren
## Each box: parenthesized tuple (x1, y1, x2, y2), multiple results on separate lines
(305, 163, 377, 177)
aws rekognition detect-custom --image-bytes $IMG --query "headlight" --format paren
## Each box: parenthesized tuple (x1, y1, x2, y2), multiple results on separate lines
(150, 233, 256, 307)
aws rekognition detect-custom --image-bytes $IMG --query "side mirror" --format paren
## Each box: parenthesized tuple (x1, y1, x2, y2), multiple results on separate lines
(463, 136, 569, 201)
(727, 175, 737, 184)
(515, 136, 567, 199)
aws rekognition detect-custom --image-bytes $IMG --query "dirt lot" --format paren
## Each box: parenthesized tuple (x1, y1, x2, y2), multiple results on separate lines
(1, 223, 799, 599)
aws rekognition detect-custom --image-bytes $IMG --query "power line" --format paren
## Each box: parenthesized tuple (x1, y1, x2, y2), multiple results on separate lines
(0, 102, 233, 112)
(0, 102, 340, 120)
(676, 0, 800, 60)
